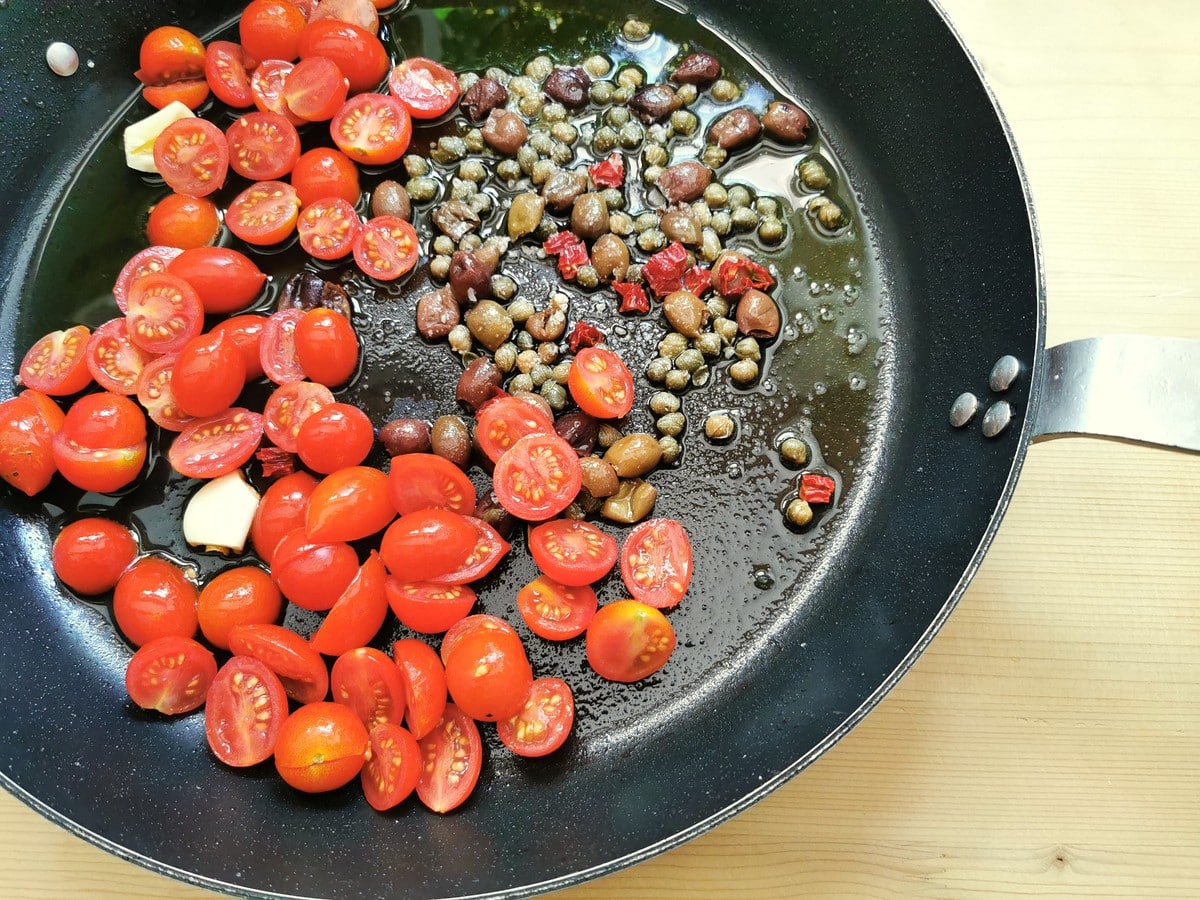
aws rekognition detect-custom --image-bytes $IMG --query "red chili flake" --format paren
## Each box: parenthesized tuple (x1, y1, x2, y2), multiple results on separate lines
(712, 251, 775, 298)
(557, 240, 590, 281)
(567, 321, 605, 353)
(256, 446, 295, 478)
(542, 230, 579, 255)
(798, 473, 836, 504)
(613, 282, 650, 315)
(682, 264, 712, 296)
(588, 152, 625, 189)
(643, 241, 689, 296)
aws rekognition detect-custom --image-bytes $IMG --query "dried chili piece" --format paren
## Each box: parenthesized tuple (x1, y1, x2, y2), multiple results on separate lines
(682, 264, 712, 296)
(588, 152, 625, 189)
(256, 446, 296, 478)
(711, 250, 775, 298)
(643, 241, 689, 296)
(613, 282, 650, 315)
(542, 230, 579, 255)
(798, 473, 836, 504)
(543, 231, 590, 281)
(567, 321, 606, 353)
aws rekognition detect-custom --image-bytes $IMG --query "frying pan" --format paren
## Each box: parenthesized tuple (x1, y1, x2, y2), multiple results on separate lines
(0, 1, 1196, 898)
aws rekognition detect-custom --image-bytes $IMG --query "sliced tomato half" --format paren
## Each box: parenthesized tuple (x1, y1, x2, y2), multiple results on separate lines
(492, 432, 583, 522)
(205, 655, 288, 767)
(415, 702, 481, 814)
(112, 245, 183, 314)
(167, 408, 263, 479)
(124, 272, 205, 355)
(19, 325, 93, 396)
(496, 677, 575, 757)
(387, 452, 477, 516)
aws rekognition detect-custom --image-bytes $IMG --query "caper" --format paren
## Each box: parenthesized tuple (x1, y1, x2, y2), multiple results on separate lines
(406, 176, 439, 203)
(731, 206, 759, 231)
(727, 186, 753, 209)
(694, 331, 723, 357)
(703, 183, 729, 208)
(643, 143, 669, 168)
(458, 71, 480, 91)
(658, 332, 688, 359)
(537, 341, 559, 365)
(701, 144, 728, 168)
(590, 81, 616, 105)
(786, 498, 814, 527)
(675, 83, 698, 105)
(464, 128, 486, 154)
(518, 94, 544, 118)
(492, 274, 518, 302)
(622, 18, 652, 41)
(658, 435, 682, 465)
(431, 135, 468, 163)
(645, 357, 672, 382)
(592, 125, 619, 154)
(429, 254, 451, 280)
(706, 295, 730, 318)
(656, 411, 686, 437)
(675, 347, 705, 373)
(507, 297, 535, 324)
(509, 372, 533, 393)
(729, 357, 760, 385)
(516, 144, 538, 174)
(664, 368, 691, 392)
(535, 215, 558, 241)
(649, 390, 681, 415)
(552, 141, 575, 166)
(600, 188, 624, 211)
(516, 349, 539, 374)
(734, 337, 762, 360)
(670, 109, 699, 135)
(403, 155, 430, 178)
(515, 329, 535, 351)
(528, 131, 554, 157)
(612, 85, 633, 104)
(616, 66, 645, 89)
(458, 159, 487, 183)
(606, 106, 631, 128)
(636, 229, 667, 252)
(597, 423, 623, 449)
(618, 121, 645, 148)
(508, 75, 536, 97)
(692, 364, 711, 387)
(710, 211, 732, 237)
(713, 316, 738, 345)
(551, 361, 572, 384)
(700, 227, 724, 262)
(458, 232, 483, 252)
(485, 65, 512, 84)
(495, 159, 521, 183)
(798, 157, 831, 191)
(759, 217, 786, 243)
(447, 324, 472, 354)
(809, 195, 848, 230)
(576, 265, 600, 290)
(550, 121, 578, 144)
(710, 78, 741, 102)
(690, 200, 713, 227)
(779, 437, 809, 467)
(542, 101, 568, 122)
(531, 159, 558, 186)
(642, 164, 663, 186)
(540, 380, 568, 410)
(704, 412, 736, 442)
(609, 212, 634, 236)
(494, 343, 518, 372)
(525, 55, 553, 81)
(433, 235, 456, 256)
(634, 212, 660, 234)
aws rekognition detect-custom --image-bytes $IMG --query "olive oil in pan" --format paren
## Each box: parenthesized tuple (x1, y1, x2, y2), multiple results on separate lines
(14, 0, 891, 732)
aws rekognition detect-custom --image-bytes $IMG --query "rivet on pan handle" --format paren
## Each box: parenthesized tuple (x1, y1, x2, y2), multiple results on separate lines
(1032, 336, 1200, 452)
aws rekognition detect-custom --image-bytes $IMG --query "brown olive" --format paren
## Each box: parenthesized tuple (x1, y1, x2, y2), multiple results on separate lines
(278, 271, 351, 318)
(600, 479, 658, 524)
(511, 390, 554, 422)
(590, 234, 630, 281)
(481, 108, 529, 156)
(507, 192, 546, 240)
(761, 100, 811, 144)
(431, 415, 472, 469)
(662, 289, 708, 338)
(554, 411, 599, 456)
(708, 107, 762, 151)
(464, 299, 514, 351)
(380, 418, 431, 456)
(660, 206, 702, 246)
(657, 161, 712, 204)
(370, 180, 411, 221)
(579, 456, 619, 498)
(526, 307, 567, 343)
(415, 287, 460, 340)
(448, 244, 499, 304)
(455, 357, 503, 410)
(735, 288, 781, 339)
(603, 433, 662, 478)
(628, 84, 682, 123)
(474, 489, 516, 539)
(671, 51, 721, 86)
(542, 168, 589, 212)
(460, 76, 508, 121)
(543, 66, 591, 108)
(570, 192, 610, 242)
(431, 200, 481, 242)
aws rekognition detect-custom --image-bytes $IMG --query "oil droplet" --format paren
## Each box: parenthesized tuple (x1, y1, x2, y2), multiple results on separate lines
(725, 461, 743, 479)
(818, 305, 835, 323)
(813, 381, 827, 396)
(842, 284, 859, 305)
(795, 310, 816, 335)
(846, 327, 868, 356)
(848, 373, 867, 391)
(752, 566, 775, 590)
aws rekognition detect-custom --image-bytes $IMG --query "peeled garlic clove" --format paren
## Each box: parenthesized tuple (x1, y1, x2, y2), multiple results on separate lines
(182, 470, 261, 555)
(122, 100, 195, 173)
(46, 42, 79, 77)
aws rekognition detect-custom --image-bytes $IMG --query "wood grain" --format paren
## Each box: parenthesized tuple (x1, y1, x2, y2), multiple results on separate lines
(2, 1, 1198, 897)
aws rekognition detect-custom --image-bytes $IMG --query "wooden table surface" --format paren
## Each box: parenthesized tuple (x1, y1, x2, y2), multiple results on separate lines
(2, 1, 1198, 897)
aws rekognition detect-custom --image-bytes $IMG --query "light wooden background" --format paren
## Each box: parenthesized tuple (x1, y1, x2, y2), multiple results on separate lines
(2, 1, 1198, 896)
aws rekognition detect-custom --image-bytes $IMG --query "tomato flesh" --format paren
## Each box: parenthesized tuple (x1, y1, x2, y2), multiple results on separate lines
(259, 309, 310, 386)
(227, 111, 302, 181)
(474, 395, 554, 464)
(298, 19, 390, 93)
(586, 599, 677, 682)
(284, 54, 349, 121)
(391, 638, 448, 740)
(362, 722, 420, 811)
(516, 575, 598, 641)
(206, 656, 288, 767)
(330, 93, 412, 165)
(353, 215, 419, 281)
(387, 58, 461, 120)
(167, 408, 263, 479)
(619, 518, 694, 609)
(415, 702, 482, 813)
(125, 636, 217, 715)
(443, 630, 533, 722)
(330, 645, 406, 730)
(124, 272, 205, 355)
(227, 180, 301, 246)
(492, 433, 583, 522)
(113, 246, 182, 314)
(153, 118, 229, 198)
(52, 392, 147, 493)
(19, 325, 93, 397)
(496, 677, 575, 757)
(205, 40, 255, 108)
(86, 318, 154, 395)
(263, 379, 334, 451)
(384, 579, 475, 634)
(228, 622, 329, 704)
(567, 346, 636, 419)
(0, 395, 58, 496)
(387, 453, 477, 516)
(425, 515, 510, 585)
(309, 551, 390, 656)
(528, 519, 618, 587)
(298, 197, 361, 260)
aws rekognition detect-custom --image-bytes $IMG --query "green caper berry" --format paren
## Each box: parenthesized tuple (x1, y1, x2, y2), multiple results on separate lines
(458, 233, 483, 253)
(700, 227, 723, 262)
(590, 81, 615, 105)
(449, 178, 476, 202)
(649, 391, 681, 415)
(509, 372, 534, 393)
(550, 121, 577, 144)
(709, 211, 732, 237)
(541, 380, 568, 410)
(701, 144, 728, 168)
(622, 18, 651, 40)
(583, 54, 611, 78)
(636, 229, 666, 252)
(624, 263, 643, 284)
(691, 365, 711, 388)
(703, 183, 729, 207)
(433, 136, 468, 163)
(670, 109, 699, 135)
(518, 94, 544, 118)
(616, 66, 644, 89)
(729, 357, 760, 385)
(710, 78, 740, 103)
(515, 330, 535, 351)
(534, 215, 558, 241)
(600, 188, 624, 211)
(634, 212, 660, 234)
(755, 197, 780, 218)
(665, 367, 692, 393)
(694, 332, 723, 357)
(605, 106, 630, 128)
(798, 158, 831, 191)
(447, 324, 472, 354)
(550, 141, 574, 166)
(642, 164, 663, 186)
(528, 131, 554, 157)
(575, 265, 600, 290)
(494, 343, 518, 373)
(484, 235, 510, 256)
(429, 254, 452, 280)
(612, 85, 633, 104)
(531, 159, 558, 186)
(645, 124, 670, 145)
(525, 56, 553, 81)
(734, 337, 761, 360)
(542, 101, 568, 122)
(731, 206, 759, 231)
(643, 143, 669, 167)
(727, 185, 753, 209)
(657, 435, 682, 465)
(690, 200, 713, 227)
(675, 83, 698, 105)
(609, 212, 634, 236)
(811, 195, 848, 230)
(656, 411, 686, 437)
(645, 357, 672, 382)
(658, 332, 688, 359)
(529, 363, 552, 387)
(705, 412, 736, 442)
(758, 217, 786, 244)
(458, 71, 480, 91)
(492, 275, 518, 302)
(403, 155, 430, 178)
(507, 297, 535, 324)
(458, 159, 487, 183)
(516, 144, 538, 174)
(618, 121, 644, 149)
(464, 129, 486, 154)
(433, 235, 455, 256)
(675, 348, 705, 373)
(779, 437, 809, 467)
(484, 66, 511, 85)
(538, 341, 560, 366)
(786, 498, 814, 527)
(592, 126, 619, 155)
(714, 316, 738, 344)
(552, 361, 572, 384)
(515, 349, 539, 374)
(405, 176, 439, 203)
(496, 158, 522, 182)
(706, 295, 730, 318)
(509, 75, 537, 98)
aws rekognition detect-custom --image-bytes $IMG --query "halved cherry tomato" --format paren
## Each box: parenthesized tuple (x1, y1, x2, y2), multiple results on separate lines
(0, 394, 58, 496)
(415, 702, 481, 813)
(135, 355, 193, 431)
(167, 408, 263, 479)
(153, 118, 229, 198)
(270, 526, 358, 611)
(136, 26, 206, 86)
(330, 645, 406, 729)
(443, 629, 533, 722)
(167, 247, 266, 314)
(474, 395, 554, 463)
(295, 402, 373, 473)
(439, 613, 522, 665)
(124, 272, 204, 355)
(310, 551, 389, 656)
(198, 566, 282, 650)
(291, 147, 360, 207)
(52, 392, 147, 492)
(387, 453, 476, 516)
(310, 0, 379, 31)
(496, 677, 575, 757)
(619, 518, 693, 609)
(205, 40, 255, 108)
(387, 58, 460, 120)
(205, 655, 288, 766)
(263, 379, 334, 450)
(143, 80, 210, 111)
(284, 55, 349, 121)
(125, 636, 217, 715)
(259, 309, 310, 386)
(209, 314, 268, 378)
(113, 556, 199, 648)
(19, 325, 93, 396)
(492, 432, 582, 522)
(425, 516, 510, 586)
(330, 93, 411, 165)
(516, 575, 598, 641)
(250, 59, 306, 124)
(146, 194, 221, 249)
(294, 307, 359, 387)
(297, 198, 361, 260)
(171, 330, 245, 418)
(391, 638, 447, 740)
(52, 517, 138, 595)
(586, 599, 677, 682)
(275, 701, 369, 792)
(352, 215, 419, 281)
(86, 318, 154, 395)
(240, 0, 308, 62)
(528, 518, 617, 587)
(227, 111, 301, 180)
(379, 509, 479, 583)
(226, 180, 301, 245)
(567, 346, 635, 419)
(306, 466, 394, 542)
(299, 19, 389, 93)
(228, 622, 328, 704)
(250, 470, 318, 563)
(384, 579, 475, 634)
(361, 722, 420, 811)
(113, 245, 182, 314)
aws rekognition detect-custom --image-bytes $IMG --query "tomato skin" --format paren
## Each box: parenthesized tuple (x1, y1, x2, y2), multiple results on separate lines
(391, 638, 447, 740)
(586, 599, 677, 682)
(240, 0, 308, 63)
(136, 26, 206, 85)
(143, 79, 210, 111)
(379, 509, 479, 583)
(299, 20, 389, 93)
(492, 433, 583, 522)
(330, 93, 412, 165)
(290, 147, 360, 207)
(250, 469, 318, 563)
(125, 272, 205, 355)
(227, 622, 328, 704)
(52, 517, 138, 595)
(425, 515, 510, 586)
(296, 402, 374, 473)
(295, 307, 359, 387)
(86, 318, 154, 395)
(113, 246, 182, 314)
(362, 722, 420, 811)
(263, 379, 334, 451)
(171, 330, 245, 418)
(205, 655, 288, 767)
(384, 579, 475, 634)
(568, 347, 636, 419)
(528, 519, 618, 587)
(439, 614, 523, 667)
(152, 118, 229, 199)
(167, 408, 263, 479)
(146, 194, 221, 249)
(250, 59, 306, 124)
(259, 309, 310, 386)
(19, 325, 93, 396)
(226, 180, 301, 245)
(306, 466, 394, 542)
(387, 58, 461, 120)
(311, 0, 379, 31)
(330, 645, 406, 729)
(415, 702, 482, 813)
(387, 453, 476, 516)
(135, 355, 193, 432)
(474, 395, 554, 464)
(197, 566, 283, 650)
(209, 314, 269, 378)
(516, 575, 598, 641)
(125, 636, 218, 715)
(227, 111, 302, 181)
(444, 630, 533, 723)
(52, 392, 147, 493)
(0, 394, 59, 496)
(284, 55, 349, 121)
(496, 677, 575, 758)
(113, 556, 199, 648)
(205, 40, 255, 108)
(297, 197, 362, 261)
(310, 552, 389, 656)
(270, 526, 358, 611)
(619, 518, 694, 609)
(275, 701, 369, 792)
(167, 247, 267, 315)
